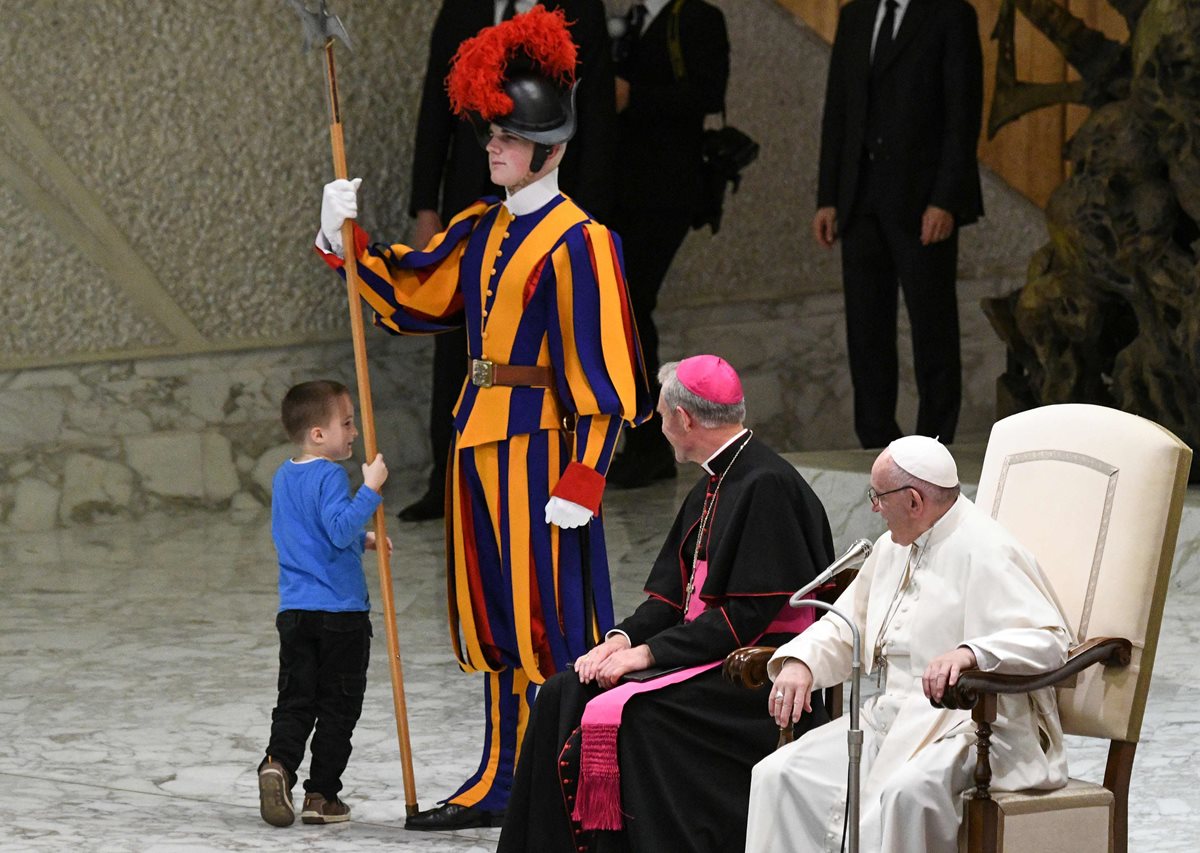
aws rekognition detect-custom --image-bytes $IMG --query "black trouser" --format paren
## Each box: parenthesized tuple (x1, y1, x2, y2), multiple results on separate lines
(611, 206, 692, 455)
(264, 609, 371, 798)
(841, 208, 961, 449)
(425, 325, 469, 496)
(612, 206, 693, 389)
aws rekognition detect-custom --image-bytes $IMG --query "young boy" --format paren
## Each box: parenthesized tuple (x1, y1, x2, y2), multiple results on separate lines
(257, 380, 388, 828)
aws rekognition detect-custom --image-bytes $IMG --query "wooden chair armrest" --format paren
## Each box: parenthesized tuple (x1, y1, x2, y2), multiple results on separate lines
(935, 636, 1132, 710)
(723, 646, 778, 689)
(720, 572, 850, 692)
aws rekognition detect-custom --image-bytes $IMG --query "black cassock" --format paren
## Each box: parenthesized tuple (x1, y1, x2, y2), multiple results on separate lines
(498, 434, 834, 853)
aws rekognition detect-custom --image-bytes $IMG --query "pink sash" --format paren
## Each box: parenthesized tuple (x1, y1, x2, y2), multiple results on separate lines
(571, 561, 816, 830)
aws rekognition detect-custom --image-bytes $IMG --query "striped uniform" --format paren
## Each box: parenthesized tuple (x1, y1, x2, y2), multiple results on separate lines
(321, 188, 651, 810)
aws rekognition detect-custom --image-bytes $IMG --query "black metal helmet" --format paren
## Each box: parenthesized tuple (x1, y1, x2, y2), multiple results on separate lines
(493, 71, 578, 146)
(447, 6, 579, 170)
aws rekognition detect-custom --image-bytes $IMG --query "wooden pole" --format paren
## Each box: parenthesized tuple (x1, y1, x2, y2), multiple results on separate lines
(321, 39, 419, 817)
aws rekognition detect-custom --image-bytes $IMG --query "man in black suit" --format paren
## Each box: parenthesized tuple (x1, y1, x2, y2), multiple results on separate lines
(400, 0, 617, 521)
(605, 0, 730, 489)
(814, 0, 983, 449)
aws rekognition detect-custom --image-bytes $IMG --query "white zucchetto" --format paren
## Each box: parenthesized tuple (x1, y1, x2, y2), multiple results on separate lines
(887, 435, 958, 487)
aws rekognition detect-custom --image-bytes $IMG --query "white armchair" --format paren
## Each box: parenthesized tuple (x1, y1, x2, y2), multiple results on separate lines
(942, 403, 1191, 853)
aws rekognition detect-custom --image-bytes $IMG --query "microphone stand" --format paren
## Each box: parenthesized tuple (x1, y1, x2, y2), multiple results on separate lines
(787, 599, 862, 853)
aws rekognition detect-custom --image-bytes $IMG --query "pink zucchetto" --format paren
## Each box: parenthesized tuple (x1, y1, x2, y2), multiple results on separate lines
(676, 355, 744, 404)
(887, 435, 958, 487)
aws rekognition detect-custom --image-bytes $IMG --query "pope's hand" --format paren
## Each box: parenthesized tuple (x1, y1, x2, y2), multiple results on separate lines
(321, 178, 362, 256)
(545, 496, 593, 529)
(770, 658, 814, 728)
(922, 645, 977, 702)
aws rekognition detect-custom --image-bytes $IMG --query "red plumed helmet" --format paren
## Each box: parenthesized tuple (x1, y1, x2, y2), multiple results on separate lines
(446, 6, 579, 145)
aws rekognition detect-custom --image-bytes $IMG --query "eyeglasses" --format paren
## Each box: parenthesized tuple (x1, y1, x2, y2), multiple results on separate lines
(867, 485, 911, 508)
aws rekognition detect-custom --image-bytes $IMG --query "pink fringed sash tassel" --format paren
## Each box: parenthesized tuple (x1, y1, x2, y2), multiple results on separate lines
(571, 661, 720, 830)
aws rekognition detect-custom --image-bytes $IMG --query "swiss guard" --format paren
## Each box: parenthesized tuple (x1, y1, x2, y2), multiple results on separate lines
(314, 6, 651, 831)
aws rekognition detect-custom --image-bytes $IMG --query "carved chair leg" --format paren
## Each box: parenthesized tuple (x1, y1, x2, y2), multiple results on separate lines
(826, 683, 844, 720)
(966, 797, 1000, 853)
(1104, 740, 1136, 853)
(966, 694, 999, 853)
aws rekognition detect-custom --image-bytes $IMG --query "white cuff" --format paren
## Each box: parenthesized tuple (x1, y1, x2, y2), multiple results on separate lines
(315, 228, 343, 258)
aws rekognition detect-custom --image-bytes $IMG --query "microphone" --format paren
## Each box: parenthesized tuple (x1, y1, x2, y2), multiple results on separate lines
(790, 538, 873, 606)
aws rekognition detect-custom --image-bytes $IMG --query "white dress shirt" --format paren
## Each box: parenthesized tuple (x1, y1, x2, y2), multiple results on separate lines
(494, 0, 537, 26)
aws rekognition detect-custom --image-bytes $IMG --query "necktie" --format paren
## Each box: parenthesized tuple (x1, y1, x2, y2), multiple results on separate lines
(615, 4, 647, 66)
(628, 2, 647, 36)
(874, 0, 897, 64)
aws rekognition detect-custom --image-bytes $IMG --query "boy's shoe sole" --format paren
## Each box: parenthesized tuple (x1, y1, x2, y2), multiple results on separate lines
(301, 793, 351, 824)
(258, 765, 295, 827)
(301, 811, 351, 825)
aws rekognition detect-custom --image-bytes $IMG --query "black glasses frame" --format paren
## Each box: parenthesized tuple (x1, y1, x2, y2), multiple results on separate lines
(867, 485, 912, 507)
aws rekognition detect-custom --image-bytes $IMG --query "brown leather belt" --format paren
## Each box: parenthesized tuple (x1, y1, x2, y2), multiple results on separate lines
(470, 358, 554, 388)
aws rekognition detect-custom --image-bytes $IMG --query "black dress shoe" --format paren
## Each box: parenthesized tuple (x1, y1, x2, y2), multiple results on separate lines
(404, 802, 505, 831)
(397, 489, 445, 522)
(607, 448, 677, 490)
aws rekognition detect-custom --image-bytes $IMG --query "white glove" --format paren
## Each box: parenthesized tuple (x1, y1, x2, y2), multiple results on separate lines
(320, 177, 362, 256)
(545, 496, 593, 529)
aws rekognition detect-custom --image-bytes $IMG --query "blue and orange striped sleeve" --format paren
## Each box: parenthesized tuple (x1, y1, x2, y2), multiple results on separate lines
(545, 222, 652, 512)
(314, 202, 489, 335)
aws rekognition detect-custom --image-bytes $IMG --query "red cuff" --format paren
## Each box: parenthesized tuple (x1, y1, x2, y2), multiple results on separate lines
(313, 222, 370, 269)
(552, 462, 606, 515)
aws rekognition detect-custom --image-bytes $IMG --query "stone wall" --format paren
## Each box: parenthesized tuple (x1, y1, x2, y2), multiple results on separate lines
(0, 0, 1045, 528)
(0, 341, 431, 530)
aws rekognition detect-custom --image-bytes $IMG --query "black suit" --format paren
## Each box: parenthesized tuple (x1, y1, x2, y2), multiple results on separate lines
(610, 0, 728, 464)
(408, 0, 617, 499)
(818, 0, 983, 447)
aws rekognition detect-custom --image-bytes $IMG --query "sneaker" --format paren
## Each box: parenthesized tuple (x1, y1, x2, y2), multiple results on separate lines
(258, 757, 294, 827)
(301, 792, 351, 824)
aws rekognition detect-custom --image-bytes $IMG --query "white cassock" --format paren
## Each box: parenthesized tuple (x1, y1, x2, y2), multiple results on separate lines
(746, 495, 1072, 853)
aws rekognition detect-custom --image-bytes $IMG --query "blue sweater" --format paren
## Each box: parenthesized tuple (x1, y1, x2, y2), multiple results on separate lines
(271, 457, 382, 612)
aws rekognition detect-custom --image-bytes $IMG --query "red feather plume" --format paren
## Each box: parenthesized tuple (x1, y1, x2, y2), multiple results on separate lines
(446, 6, 578, 120)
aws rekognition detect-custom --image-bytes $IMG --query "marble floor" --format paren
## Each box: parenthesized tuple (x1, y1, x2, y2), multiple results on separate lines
(2, 455, 1198, 852)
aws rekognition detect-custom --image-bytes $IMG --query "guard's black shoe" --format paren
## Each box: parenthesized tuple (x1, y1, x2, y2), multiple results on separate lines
(607, 448, 677, 489)
(397, 489, 445, 522)
(404, 802, 505, 831)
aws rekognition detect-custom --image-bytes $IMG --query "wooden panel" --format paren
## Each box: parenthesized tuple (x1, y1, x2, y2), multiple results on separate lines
(977, 0, 1069, 207)
(772, 0, 1123, 208)
(775, 0, 841, 43)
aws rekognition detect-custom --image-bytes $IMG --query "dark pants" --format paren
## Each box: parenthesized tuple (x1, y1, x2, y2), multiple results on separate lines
(264, 609, 371, 798)
(841, 208, 961, 449)
(611, 207, 692, 457)
(425, 325, 469, 496)
(612, 207, 693, 389)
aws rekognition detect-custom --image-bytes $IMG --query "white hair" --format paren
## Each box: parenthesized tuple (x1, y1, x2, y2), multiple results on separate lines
(657, 361, 746, 428)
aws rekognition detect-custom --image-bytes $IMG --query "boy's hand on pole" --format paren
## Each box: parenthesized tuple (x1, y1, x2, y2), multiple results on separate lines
(365, 532, 394, 553)
(362, 452, 388, 492)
